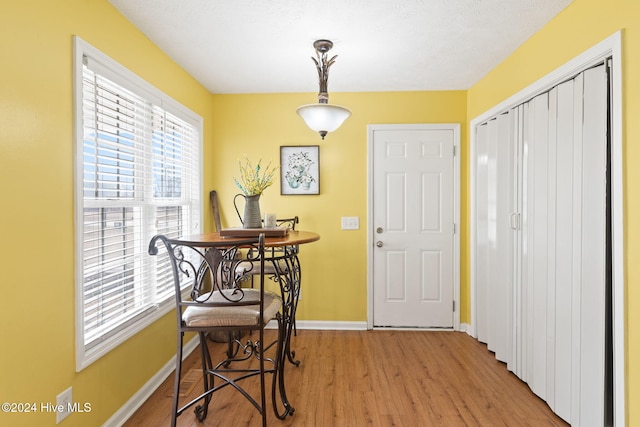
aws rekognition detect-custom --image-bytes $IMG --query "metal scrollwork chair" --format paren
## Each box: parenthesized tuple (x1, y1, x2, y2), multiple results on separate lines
(273, 216, 299, 231)
(148, 233, 294, 427)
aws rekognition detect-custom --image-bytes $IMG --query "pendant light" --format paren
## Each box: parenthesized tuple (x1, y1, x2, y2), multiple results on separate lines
(296, 40, 351, 139)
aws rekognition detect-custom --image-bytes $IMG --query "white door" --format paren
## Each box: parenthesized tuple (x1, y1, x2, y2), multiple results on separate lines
(371, 126, 456, 328)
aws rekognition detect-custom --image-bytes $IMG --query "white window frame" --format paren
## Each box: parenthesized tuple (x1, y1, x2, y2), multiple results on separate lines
(72, 36, 203, 371)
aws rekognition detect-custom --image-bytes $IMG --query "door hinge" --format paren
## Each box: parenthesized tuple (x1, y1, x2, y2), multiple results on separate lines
(453, 301, 456, 312)
(453, 145, 456, 156)
(453, 223, 456, 234)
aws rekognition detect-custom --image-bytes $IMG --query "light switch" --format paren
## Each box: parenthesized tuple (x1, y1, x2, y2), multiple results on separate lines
(341, 216, 359, 230)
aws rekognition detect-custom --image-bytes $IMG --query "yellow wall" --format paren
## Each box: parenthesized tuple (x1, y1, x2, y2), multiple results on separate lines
(0, 1, 214, 425)
(0, 2, 467, 424)
(209, 91, 467, 322)
(467, 0, 639, 423)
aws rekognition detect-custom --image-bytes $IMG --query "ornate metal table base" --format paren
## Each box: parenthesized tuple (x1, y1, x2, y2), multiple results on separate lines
(267, 246, 303, 366)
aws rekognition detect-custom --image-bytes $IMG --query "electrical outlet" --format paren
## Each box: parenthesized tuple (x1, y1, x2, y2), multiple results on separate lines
(56, 387, 72, 424)
(341, 216, 359, 230)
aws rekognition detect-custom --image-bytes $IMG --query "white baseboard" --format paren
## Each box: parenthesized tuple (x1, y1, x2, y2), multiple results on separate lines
(103, 336, 199, 427)
(265, 319, 368, 330)
(295, 320, 368, 330)
(460, 322, 473, 336)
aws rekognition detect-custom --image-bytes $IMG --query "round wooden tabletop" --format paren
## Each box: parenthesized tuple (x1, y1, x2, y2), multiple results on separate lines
(173, 230, 320, 247)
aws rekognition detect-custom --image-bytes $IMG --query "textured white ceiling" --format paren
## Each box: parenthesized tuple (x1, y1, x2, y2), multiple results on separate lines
(108, 0, 572, 94)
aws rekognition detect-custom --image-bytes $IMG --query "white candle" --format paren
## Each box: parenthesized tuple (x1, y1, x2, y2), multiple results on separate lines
(264, 213, 277, 228)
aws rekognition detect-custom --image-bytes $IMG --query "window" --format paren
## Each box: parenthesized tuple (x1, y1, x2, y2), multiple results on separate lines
(73, 37, 202, 370)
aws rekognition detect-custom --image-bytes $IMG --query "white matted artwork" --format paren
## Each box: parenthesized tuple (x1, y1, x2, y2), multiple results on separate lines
(280, 145, 320, 195)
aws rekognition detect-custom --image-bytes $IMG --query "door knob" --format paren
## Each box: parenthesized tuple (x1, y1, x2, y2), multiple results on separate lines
(376, 241, 383, 248)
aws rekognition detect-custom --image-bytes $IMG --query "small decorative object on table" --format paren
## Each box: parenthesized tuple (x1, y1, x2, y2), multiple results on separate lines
(233, 157, 278, 228)
(264, 213, 277, 228)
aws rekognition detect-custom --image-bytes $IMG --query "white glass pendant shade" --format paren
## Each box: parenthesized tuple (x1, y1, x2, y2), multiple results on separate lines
(296, 103, 351, 139)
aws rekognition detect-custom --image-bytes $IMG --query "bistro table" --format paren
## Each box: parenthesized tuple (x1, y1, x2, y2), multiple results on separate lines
(173, 230, 320, 365)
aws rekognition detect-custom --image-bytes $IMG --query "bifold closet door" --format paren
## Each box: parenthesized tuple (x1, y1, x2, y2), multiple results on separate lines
(475, 63, 608, 426)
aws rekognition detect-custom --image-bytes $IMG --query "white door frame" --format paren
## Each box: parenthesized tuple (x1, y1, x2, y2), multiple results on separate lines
(367, 123, 461, 331)
(470, 32, 624, 426)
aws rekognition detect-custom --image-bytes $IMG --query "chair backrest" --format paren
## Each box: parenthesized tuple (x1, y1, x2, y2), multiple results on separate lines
(148, 234, 266, 315)
(210, 190, 222, 232)
(275, 216, 298, 230)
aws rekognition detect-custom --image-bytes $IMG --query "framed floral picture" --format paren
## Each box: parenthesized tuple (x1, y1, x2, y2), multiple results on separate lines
(280, 145, 320, 195)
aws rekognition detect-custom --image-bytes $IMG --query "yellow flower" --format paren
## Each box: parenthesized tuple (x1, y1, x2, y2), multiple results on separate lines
(233, 158, 278, 196)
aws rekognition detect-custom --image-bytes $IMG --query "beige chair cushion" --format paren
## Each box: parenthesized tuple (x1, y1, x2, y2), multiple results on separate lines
(182, 289, 282, 328)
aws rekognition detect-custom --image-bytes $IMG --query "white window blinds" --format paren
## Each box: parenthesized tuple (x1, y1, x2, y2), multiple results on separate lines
(74, 37, 202, 369)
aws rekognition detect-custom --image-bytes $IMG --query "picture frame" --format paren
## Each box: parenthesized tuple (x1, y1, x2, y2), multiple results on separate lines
(280, 145, 320, 195)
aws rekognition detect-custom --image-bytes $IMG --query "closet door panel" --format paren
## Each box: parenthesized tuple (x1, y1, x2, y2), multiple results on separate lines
(475, 123, 489, 344)
(513, 105, 525, 378)
(571, 72, 585, 425)
(553, 79, 576, 423)
(476, 113, 517, 367)
(521, 103, 531, 383)
(525, 92, 550, 400)
(546, 87, 558, 410)
(490, 112, 513, 364)
(579, 65, 607, 426)
(485, 118, 498, 351)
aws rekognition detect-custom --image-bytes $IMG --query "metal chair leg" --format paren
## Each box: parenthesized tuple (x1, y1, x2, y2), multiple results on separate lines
(195, 332, 212, 421)
(171, 332, 184, 427)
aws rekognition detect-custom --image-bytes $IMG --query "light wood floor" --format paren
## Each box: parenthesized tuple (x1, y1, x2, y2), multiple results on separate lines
(124, 330, 569, 426)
